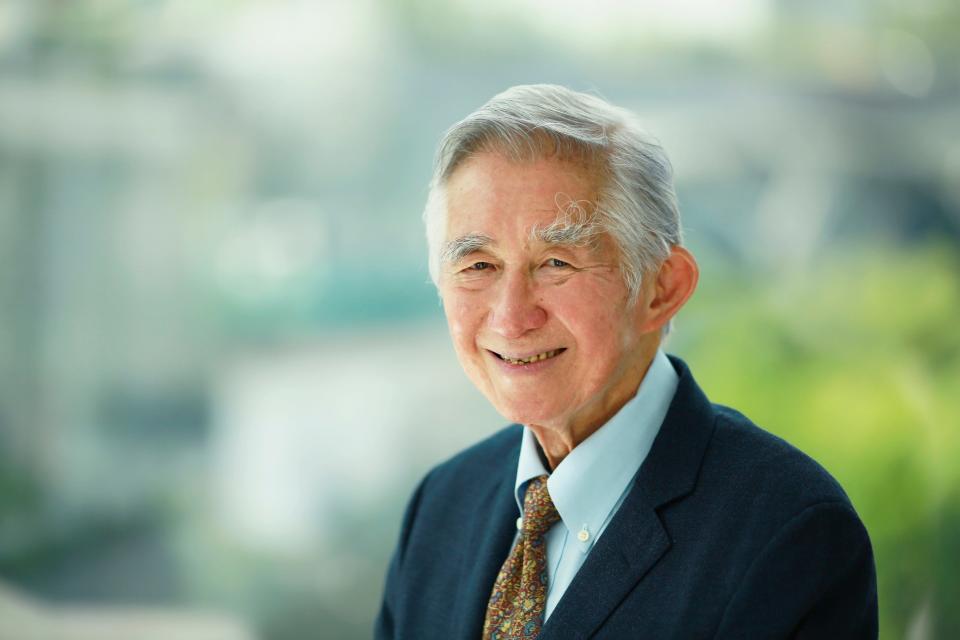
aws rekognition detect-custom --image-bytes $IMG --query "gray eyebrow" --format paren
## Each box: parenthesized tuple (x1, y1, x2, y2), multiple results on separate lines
(530, 193, 601, 248)
(441, 233, 494, 265)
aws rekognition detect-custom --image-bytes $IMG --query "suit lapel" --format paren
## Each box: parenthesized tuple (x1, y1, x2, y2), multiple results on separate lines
(540, 356, 717, 639)
(454, 437, 521, 639)
(539, 485, 670, 639)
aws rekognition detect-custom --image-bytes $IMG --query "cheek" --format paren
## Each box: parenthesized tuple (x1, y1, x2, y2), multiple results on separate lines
(443, 296, 481, 352)
(550, 283, 626, 334)
(568, 309, 633, 365)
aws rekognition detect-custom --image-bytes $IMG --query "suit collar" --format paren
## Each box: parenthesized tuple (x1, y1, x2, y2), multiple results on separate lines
(635, 355, 716, 509)
(539, 355, 717, 639)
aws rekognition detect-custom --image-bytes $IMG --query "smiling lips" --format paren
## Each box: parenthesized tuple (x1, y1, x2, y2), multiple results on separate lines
(493, 348, 566, 366)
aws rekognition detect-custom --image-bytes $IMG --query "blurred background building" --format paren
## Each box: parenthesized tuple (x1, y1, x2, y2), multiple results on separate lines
(0, 0, 958, 638)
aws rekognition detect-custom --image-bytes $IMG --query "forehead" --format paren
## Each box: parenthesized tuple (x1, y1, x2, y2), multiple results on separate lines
(443, 152, 601, 238)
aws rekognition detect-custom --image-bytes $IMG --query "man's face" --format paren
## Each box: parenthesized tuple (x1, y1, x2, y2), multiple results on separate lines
(438, 152, 659, 435)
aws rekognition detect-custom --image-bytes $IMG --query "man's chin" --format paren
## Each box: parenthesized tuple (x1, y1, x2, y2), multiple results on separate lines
(490, 399, 562, 428)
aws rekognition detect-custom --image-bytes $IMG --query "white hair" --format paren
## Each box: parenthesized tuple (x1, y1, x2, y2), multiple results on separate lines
(424, 84, 684, 302)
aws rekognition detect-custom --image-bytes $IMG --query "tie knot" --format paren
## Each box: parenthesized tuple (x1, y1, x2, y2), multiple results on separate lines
(521, 475, 560, 537)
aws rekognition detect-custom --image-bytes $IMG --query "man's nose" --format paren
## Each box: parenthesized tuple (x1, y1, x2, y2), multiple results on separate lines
(487, 269, 547, 339)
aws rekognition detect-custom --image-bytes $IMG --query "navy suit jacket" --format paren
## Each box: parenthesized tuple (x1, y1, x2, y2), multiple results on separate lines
(375, 357, 878, 639)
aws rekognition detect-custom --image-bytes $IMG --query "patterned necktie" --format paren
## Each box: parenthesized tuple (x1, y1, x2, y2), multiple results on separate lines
(483, 474, 561, 639)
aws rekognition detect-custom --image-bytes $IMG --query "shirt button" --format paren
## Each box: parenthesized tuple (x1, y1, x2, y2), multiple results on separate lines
(516, 517, 523, 530)
(578, 528, 590, 542)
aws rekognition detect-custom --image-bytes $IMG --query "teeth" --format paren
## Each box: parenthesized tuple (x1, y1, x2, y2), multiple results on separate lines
(501, 349, 562, 365)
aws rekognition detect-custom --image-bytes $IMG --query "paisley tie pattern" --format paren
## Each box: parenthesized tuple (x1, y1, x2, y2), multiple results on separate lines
(483, 475, 561, 640)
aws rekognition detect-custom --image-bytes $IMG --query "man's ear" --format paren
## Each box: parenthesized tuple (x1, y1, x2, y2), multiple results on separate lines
(636, 246, 699, 335)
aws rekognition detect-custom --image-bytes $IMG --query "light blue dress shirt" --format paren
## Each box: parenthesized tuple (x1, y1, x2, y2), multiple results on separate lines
(512, 349, 679, 619)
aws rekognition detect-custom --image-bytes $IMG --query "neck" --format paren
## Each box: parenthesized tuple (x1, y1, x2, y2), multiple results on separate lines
(527, 346, 658, 469)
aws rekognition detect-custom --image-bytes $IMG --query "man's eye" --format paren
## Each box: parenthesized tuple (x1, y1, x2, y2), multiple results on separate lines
(547, 258, 571, 268)
(467, 261, 492, 271)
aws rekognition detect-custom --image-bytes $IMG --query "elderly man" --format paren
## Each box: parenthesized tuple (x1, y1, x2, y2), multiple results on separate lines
(376, 85, 877, 639)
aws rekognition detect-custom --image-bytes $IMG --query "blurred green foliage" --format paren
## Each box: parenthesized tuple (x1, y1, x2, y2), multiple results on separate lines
(681, 243, 960, 639)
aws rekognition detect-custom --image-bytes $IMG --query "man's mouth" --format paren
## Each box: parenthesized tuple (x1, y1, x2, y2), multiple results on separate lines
(492, 348, 566, 366)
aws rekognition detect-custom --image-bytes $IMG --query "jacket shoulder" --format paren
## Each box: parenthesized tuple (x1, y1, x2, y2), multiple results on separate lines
(708, 403, 853, 509)
(425, 423, 523, 488)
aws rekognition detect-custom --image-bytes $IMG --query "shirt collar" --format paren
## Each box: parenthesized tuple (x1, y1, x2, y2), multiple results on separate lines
(514, 349, 679, 552)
